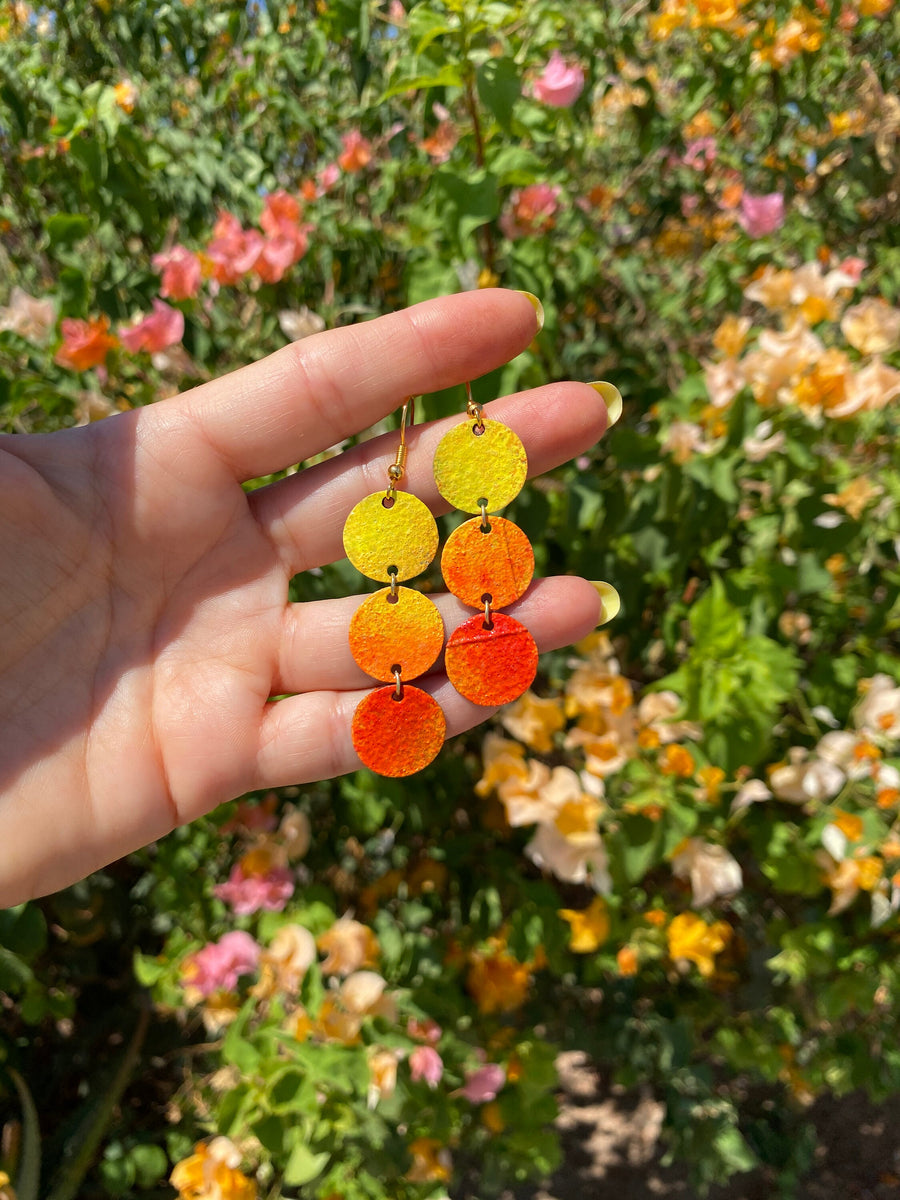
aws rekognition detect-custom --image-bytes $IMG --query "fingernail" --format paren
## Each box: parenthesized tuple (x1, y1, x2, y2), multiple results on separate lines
(515, 291, 544, 333)
(590, 581, 621, 625)
(588, 381, 623, 426)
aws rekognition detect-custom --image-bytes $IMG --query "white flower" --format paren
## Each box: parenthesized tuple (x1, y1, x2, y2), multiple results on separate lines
(671, 839, 742, 907)
(525, 824, 611, 893)
(821, 823, 848, 862)
(743, 419, 786, 462)
(769, 748, 844, 803)
(731, 778, 773, 812)
(853, 674, 900, 742)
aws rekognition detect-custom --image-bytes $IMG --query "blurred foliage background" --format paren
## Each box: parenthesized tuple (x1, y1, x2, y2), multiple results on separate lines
(1, 0, 899, 1197)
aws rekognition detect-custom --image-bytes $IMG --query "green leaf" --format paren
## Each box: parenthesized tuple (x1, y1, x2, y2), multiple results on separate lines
(283, 1142, 330, 1186)
(45, 213, 93, 247)
(476, 58, 520, 131)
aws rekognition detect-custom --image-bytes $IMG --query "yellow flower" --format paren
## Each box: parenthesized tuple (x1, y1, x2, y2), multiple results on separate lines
(367, 1046, 401, 1108)
(713, 314, 752, 358)
(113, 80, 138, 114)
(478, 267, 500, 289)
(170, 1138, 256, 1200)
(616, 945, 639, 975)
(475, 733, 529, 798)
(832, 810, 863, 842)
(500, 690, 566, 753)
(856, 856, 882, 891)
(859, 0, 891, 13)
(559, 896, 610, 953)
(697, 765, 726, 801)
(406, 1138, 452, 1183)
(467, 939, 534, 1014)
(0, 1171, 15, 1200)
(317, 916, 379, 976)
(792, 348, 853, 415)
(667, 912, 732, 977)
(659, 744, 696, 777)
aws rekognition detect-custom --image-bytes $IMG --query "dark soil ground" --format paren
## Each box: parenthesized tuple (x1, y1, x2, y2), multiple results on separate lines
(505, 1053, 900, 1200)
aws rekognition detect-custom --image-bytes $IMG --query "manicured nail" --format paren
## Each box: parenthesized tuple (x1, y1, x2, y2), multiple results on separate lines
(588, 381, 623, 426)
(515, 290, 544, 333)
(590, 581, 621, 625)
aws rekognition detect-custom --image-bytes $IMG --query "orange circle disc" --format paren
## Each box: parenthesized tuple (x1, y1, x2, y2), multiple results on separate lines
(349, 587, 445, 682)
(445, 612, 538, 707)
(352, 685, 446, 777)
(441, 516, 535, 609)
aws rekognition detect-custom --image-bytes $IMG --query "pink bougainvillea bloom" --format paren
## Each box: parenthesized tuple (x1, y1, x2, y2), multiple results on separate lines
(737, 191, 785, 237)
(183, 931, 261, 997)
(55, 316, 118, 371)
(119, 299, 184, 354)
(152, 244, 202, 301)
(461, 1063, 506, 1104)
(682, 137, 716, 171)
(500, 182, 562, 239)
(409, 1045, 444, 1089)
(213, 863, 294, 915)
(530, 50, 585, 107)
(338, 129, 372, 172)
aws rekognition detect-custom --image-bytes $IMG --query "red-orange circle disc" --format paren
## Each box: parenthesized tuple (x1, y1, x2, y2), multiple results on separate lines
(445, 612, 538, 707)
(352, 685, 446, 777)
(349, 587, 445, 682)
(441, 516, 535, 609)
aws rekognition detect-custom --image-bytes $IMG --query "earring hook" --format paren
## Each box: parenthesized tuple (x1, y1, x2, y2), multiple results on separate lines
(386, 396, 417, 499)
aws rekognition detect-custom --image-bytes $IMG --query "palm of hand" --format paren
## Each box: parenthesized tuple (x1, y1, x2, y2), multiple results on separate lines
(0, 293, 608, 903)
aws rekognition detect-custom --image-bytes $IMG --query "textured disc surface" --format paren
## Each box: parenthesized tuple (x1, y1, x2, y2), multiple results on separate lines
(343, 491, 439, 583)
(352, 685, 446, 777)
(349, 587, 445, 682)
(432, 418, 528, 514)
(442, 516, 535, 609)
(445, 612, 538, 707)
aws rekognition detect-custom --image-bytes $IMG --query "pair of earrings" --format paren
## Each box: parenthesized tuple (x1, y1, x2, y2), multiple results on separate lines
(342, 387, 538, 777)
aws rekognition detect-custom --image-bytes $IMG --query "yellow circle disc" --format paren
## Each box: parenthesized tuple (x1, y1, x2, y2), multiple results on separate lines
(343, 490, 439, 583)
(349, 587, 445, 682)
(432, 417, 528, 514)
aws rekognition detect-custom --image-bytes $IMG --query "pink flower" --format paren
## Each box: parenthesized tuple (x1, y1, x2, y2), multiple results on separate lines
(737, 191, 785, 238)
(839, 256, 865, 284)
(260, 189, 302, 237)
(317, 163, 340, 194)
(206, 211, 260, 284)
(119, 299, 184, 354)
(338, 130, 372, 172)
(213, 863, 294, 915)
(530, 50, 585, 108)
(183, 931, 261, 997)
(461, 1063, 506, 1104)
(152, 245, 202, 300)
(500, 183, 561, 239)
(254, 233, 309, 284)
(682, 137, 716, 171)
(409, 1045, 444, 1088)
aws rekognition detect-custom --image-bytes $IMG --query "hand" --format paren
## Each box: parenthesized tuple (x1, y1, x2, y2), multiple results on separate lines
(0, 290, 609, 905)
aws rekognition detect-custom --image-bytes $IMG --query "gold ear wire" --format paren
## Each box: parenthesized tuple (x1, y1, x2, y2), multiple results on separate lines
(386, 396, 417, 498)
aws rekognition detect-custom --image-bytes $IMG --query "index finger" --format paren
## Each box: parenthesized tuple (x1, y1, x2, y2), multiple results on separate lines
(159, 290, 542, 482)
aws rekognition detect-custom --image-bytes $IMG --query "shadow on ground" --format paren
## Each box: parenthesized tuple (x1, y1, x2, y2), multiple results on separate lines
(501, 1053, 900, 1200)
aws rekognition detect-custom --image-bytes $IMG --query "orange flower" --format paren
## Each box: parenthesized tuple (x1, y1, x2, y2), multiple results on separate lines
(170, 1138, 256, 1200)
(406, 1138, 451, 1184)
(616, 946, 639, 975)
(114, 80, 138, 113)
(338, 129, 372, 172)
(659, 744, 696, 777)
(644, 909, 668, 927)
(877, 787, 900, 809)
(467, 939, 534, 1014)
(831, 810, 863, 842)
(697, 765, 726, 801)
(55, 316, 118, 371)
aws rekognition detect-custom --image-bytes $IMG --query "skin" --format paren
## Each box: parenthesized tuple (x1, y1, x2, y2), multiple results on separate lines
(0, 290, 609, 906)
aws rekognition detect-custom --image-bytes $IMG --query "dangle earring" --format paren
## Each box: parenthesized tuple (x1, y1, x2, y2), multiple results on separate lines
(342, 398, 446, 777)
(433, 383, 538, 706)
